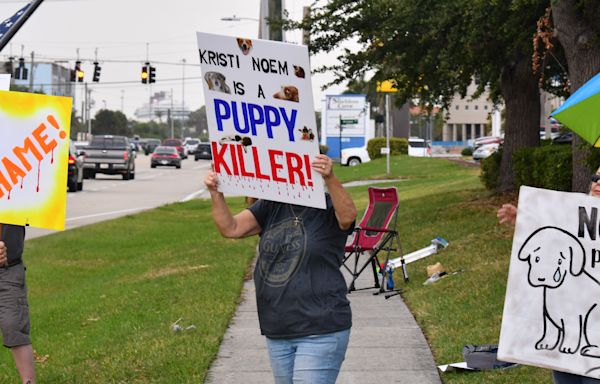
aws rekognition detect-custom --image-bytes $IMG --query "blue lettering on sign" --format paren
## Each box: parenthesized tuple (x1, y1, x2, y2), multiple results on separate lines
(213, 98, 297, 141)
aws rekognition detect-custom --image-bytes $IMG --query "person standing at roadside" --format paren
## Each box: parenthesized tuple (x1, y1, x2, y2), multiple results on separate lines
(497, 169, 600, 384)
(204, 153, 356, 384)
(0, 224, 36, 384)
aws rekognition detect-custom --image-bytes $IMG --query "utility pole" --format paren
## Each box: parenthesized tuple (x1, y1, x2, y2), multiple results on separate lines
(121, 90, 124, 113)
(181, 58, 186, 133)
(385, 94, 391, 177)
(28, 51, 34, 91)
(170, 88, 174, 138)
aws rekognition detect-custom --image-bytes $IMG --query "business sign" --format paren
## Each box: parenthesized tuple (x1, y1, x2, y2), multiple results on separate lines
(325, 94, 367, 137)
(499, 186, 600, 379)
(197, 32, 325, 209)
(0, 91, 72, 230)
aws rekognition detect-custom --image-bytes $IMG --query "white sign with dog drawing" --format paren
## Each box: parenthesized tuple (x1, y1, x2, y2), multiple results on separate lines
(196, 32, 325, 209)
(499, 186, 600, 378)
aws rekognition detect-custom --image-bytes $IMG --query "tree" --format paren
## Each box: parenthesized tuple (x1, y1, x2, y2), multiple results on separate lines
(187, 106, 209, 137)
(552, 1, 600, 192)
(92, 109, 129, 136)
(300, 0, 549, 191)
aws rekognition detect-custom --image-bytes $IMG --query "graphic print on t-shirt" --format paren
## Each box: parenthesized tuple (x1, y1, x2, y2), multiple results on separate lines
(258, 218, 307, 287)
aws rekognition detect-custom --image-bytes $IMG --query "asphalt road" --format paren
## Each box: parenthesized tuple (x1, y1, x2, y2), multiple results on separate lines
(26, 154, 212, 240)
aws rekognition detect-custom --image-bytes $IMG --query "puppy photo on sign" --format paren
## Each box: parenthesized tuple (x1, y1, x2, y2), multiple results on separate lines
(204, 72, 231, 94)
(273, 85, 299, 102)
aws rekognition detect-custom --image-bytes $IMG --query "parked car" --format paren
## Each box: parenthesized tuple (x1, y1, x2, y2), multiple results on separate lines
(67, 142, 85, 192)
(473, 136, 503, 149)
(162, 138, 187, 159)
(183, 138, 200, 155)
(194, 142, 213, 160)
(553, 131, 573, 144)
(408, 137, 431, 157)
(341, 146, 370, 166)
(151, 146, 181, 169)
(540, 126, 560, 140)
(143, 139, 161, 155)
(472, 143, 500, 160)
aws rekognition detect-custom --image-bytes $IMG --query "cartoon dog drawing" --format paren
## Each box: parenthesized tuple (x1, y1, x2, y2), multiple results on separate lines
(220, 135, 253, 152)
(298, 127, 314, 141)
(518, 226, 600, 357)
(293, 65, 305, 78)
(273, 86, 299, 102)
(204, 72, 231, 94)
(236, 38, 253, 55)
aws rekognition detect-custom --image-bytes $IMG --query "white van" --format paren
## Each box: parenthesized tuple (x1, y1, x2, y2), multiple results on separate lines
(408, 137, 431, 157)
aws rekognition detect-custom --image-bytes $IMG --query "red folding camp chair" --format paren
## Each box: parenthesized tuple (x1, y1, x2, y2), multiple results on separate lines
(343, 187, 405, 293)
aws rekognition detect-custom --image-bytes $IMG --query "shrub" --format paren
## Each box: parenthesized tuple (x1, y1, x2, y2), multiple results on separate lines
(367, 138, 408, 159)
(512, 145, 572, 191)
(461, 147, 473, 156)
(480, 150, 502, 191)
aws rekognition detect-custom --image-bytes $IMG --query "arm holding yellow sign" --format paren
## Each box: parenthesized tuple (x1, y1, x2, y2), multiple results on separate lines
(204, 153, 356, 382)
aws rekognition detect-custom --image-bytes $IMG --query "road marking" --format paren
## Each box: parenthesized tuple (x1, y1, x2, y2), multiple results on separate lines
(66, 207, 151, 222)
(180, 188, 207, 202)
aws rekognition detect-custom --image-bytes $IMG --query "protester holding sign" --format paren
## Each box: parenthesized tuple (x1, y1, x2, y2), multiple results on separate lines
(497, 171, 600, 384)
(204, 153, 356, 383)
(0, 224, 36, 384)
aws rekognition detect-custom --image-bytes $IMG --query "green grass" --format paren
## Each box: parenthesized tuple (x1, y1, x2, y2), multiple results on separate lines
(0, 155, 554, 383)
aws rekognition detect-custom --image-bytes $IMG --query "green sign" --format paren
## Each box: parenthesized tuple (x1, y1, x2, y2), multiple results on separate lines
(340, 119, 358, 125)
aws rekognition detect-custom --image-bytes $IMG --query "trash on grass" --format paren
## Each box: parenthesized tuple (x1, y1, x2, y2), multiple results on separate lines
(171, 318, 196, 333)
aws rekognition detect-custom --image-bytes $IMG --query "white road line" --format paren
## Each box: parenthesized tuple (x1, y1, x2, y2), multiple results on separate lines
(180, 188, 207, 202)
(66, 207, 151, 222)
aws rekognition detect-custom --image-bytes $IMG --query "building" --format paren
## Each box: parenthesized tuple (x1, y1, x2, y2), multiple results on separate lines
(134, 92, 191, 124)
(1, 60, 73, 98)
(442, 82, 494, 142)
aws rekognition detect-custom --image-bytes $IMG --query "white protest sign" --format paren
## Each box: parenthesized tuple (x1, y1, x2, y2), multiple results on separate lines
(196, 32, 325, 209)
(499, 186, 600, 378)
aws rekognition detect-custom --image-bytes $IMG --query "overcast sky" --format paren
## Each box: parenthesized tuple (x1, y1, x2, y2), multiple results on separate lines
(0, 0, 348, 120)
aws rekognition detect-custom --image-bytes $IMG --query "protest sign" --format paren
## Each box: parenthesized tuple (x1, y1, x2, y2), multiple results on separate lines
(0, 91, 72, 230)
(196, 32, 325, 209)
(499, 186, 600, 378)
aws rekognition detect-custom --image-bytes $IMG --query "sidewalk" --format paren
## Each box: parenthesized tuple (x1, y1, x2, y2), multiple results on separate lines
(206, 260, 442, 383)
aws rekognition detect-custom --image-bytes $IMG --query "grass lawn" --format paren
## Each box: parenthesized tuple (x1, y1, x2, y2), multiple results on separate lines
(0, 155, 554, 383)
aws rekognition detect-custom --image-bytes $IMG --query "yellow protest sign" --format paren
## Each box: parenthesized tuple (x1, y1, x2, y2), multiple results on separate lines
(0, 91, 73, 230)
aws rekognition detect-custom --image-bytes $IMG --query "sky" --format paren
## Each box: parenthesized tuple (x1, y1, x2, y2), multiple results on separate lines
(0, 0, 349, 121)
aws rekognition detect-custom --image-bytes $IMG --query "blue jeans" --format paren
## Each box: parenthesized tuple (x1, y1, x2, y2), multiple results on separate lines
(265, 328, 350, 384)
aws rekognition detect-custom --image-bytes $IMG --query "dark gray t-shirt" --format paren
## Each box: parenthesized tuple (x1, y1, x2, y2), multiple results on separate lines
(248, 195, 352, 338)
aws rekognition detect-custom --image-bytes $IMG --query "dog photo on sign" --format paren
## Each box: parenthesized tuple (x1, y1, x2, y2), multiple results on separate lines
(273, 85, 299, 102)
(204, 72, 231, 94)
(236, 38, 253, 55)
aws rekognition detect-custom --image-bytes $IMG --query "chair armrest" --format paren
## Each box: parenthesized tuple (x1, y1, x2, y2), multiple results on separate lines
(359, 226, 396, 233)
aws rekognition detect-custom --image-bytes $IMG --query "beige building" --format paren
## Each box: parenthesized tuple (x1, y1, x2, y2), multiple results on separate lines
(442, 82, 494, 142)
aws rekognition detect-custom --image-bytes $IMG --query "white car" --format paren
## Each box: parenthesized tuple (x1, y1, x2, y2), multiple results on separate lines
(341, 147, 370, 166)
(472, 143, 499, 160)
(183, 138, 200, 155)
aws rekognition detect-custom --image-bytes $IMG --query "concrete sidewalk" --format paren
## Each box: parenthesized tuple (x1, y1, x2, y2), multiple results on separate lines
(206, 263, 442, 383)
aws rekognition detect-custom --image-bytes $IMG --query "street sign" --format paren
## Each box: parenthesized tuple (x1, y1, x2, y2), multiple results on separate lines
(377, 80, 399, 93)
(340, 119, 358, 125)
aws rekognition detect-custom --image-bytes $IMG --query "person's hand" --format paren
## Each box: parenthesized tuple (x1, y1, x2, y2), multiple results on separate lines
(497, 204, 517, 226)
(204, 166, 220, 194)
(0, 241, 6, 267)
(312, 154, 333, 180)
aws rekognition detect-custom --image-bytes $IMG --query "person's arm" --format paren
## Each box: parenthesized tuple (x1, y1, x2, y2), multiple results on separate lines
(204, 171, 261, 238)
(0, 241, 6, 267)
(497, 204, 517, 226)
(312, 154, 357, 230)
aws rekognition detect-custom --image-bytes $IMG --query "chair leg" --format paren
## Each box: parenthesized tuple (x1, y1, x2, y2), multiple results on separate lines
(371, 258, 380, 289)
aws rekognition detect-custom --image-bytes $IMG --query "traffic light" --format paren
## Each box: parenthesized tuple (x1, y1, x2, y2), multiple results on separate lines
(92, 62, 101, 82)
(15, 57, 28, 80)
(149, 66, 156, 83)
(73, 61, 84, 82)
(141, 63, 149, 84)
(4, 57, 14, 75)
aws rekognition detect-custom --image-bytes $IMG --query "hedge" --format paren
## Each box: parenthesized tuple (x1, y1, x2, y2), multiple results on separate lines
(481, 145, 572, 192)
(367, 137, 408, 159)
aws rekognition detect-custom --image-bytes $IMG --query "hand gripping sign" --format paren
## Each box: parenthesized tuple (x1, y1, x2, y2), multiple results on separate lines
(499, 186, 600, 378)
(0, 91, 73, 231)
(197, 32, 325, 209)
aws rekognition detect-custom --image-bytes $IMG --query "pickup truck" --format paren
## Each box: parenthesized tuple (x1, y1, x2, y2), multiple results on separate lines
(83, 135, 136, 180)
